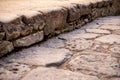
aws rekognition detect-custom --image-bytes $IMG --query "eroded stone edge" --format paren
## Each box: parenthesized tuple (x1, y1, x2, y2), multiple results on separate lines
(0, 0, 120, 57)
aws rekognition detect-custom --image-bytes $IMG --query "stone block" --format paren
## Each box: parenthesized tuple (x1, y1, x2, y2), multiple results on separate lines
(5, 48, 72, 66)
(22, 13, 45, 31)
(0, 41, 14, 57)
(14, 31, 44, 47)
(95, 34, 120, 44)
(113, 0, 120, 15)
(67, 4, 91, 22)
(43, 7, 68, 35)
(63, 51, 120, 77)
(3, 18, 23, 40)
(21, 67, 99, 80)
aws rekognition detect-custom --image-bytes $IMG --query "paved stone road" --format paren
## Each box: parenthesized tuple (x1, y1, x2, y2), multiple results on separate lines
(0, 16, 120, 80)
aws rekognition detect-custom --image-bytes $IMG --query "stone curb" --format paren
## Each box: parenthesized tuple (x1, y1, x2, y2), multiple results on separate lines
(0, 0, 120, 57)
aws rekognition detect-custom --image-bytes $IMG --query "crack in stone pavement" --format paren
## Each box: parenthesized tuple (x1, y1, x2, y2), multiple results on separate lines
(0, 16, 120, 80)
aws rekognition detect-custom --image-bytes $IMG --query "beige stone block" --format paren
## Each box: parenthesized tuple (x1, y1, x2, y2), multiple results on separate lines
(21, 67, 99, 80)
(14, 31, 44, 47)
(0, 41, 14, 57)
(95, 34, 120, 44)
(64, 51, 120, 77)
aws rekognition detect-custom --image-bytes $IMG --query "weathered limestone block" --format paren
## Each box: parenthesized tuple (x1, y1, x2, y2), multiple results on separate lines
(3, 18, 23, 40)
(43, 7, 68, 35)
(0, 41, 14, 57)
(91, 0, 113, 19)
(91, 7, 110, 20)
(63, 51, 120, 77)
(95, 34, 120, 44)
(67, 4, 91, 22)
(112, 0, 120, 15)
(6, 48, 72, 66)
(22, 13, 45, 31)
(96, 0, 105, 8)
(14, 31, 44, 47)
(20, 25, 33, 37)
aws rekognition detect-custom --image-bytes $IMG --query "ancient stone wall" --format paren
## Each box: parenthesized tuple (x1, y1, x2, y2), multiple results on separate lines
(0, 0, 120, 57)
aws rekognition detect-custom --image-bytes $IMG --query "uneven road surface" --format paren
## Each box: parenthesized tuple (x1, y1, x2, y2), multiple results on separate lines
(0, 16, 120, 80)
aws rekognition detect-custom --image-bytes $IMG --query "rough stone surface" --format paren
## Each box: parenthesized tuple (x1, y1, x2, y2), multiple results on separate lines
(0, 0, 120, 56)
(0, 62, 31, 80)
(109, 44, 120, 57)
(95, 34, 120, 44)
(4, 47, 72, 66)
(59, 33, 99, 40)
(21, 67, 99, 80)
(0, 41, 14, 57)
(14, 31, 44, 47)
(3, 18, 23, 40)
(0, 8, 120, 80)
(91, 42, 110, 53)
(40, 37, 65, 48)
(86, 29, 111, 34)
(99, 25, 120, 30)
(65, 38, 93, 51)
(112, 30, 120, 35)
(43, 8, 68, 35)
(63, 51, 120, 77)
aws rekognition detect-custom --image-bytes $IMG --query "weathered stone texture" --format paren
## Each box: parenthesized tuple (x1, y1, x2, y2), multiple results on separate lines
(0, 62, 31, 80)
(3, 18, 23, 40)
(95, 34, 120, 44)
(65, 38, 93, 51)
(86, 29, 111, 34)
(21, 67, 99, 80)
(22, 14, 45, 31)
(0, 41, 14, 57)
(5, 47, 72, 66)
(0, 0, 120, 56)
(63, 51, 120, 77)
(14, 31, 44, 47)
(67, 4, 91, 22)
(0, 15, 120, 80)
(112, 0, 120, 15)
(43, 8, 68, 36)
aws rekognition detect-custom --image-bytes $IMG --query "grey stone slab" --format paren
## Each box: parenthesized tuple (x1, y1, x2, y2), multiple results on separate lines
(5, 47, 72, 66)
(40, 37, 65, 48)
(21, 67, 99, 80)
